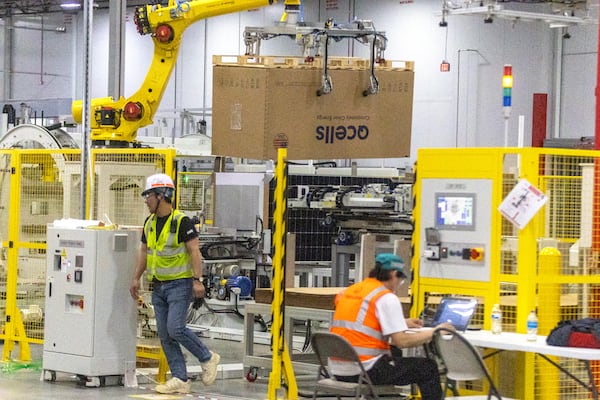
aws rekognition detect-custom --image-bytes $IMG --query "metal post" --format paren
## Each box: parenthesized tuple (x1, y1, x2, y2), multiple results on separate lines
(107, 0, 126, 99)
(538, 247, 561, 400)
(504, 117, 509, 147)
(80, 0, 93, 219)
(588, 6, 600, 390)
(2, 154, 31, 362)
(3, 16, 13, 100)
(515, 150, 539, 400)
(268, 134, 298, 400)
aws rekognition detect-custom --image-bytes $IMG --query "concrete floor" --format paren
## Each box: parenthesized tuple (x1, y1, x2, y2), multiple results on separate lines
(0, 337, 321, 400)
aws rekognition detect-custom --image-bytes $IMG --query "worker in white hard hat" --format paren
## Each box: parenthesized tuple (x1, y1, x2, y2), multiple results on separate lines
(130, 173, 220, 394)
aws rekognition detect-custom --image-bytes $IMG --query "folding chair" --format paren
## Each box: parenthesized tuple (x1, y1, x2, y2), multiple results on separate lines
(432, 327, 516, 400)
(310, 332, 406, 400)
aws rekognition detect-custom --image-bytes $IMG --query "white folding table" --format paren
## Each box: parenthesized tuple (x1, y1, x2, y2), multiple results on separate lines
(462, 330, 600, 400)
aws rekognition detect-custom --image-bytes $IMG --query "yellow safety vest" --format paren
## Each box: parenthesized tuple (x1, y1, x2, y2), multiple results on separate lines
(144, 211, 192, 281)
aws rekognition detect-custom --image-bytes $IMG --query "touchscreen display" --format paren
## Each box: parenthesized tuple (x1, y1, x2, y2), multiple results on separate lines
(435, 193, 476, 231)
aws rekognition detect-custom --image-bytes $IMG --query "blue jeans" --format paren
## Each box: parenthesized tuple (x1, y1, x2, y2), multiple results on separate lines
(152, 278, 212, 381)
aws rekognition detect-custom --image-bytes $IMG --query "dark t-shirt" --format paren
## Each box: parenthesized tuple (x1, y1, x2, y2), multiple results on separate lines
(141, 213, 198, 245)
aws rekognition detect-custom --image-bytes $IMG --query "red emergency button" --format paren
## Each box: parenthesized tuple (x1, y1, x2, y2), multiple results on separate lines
(470, 247, 484, 261)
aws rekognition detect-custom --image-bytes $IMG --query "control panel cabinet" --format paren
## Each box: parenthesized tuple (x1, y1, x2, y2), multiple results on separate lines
(43, 225, 140, 385)
(419, 179, 492, 282)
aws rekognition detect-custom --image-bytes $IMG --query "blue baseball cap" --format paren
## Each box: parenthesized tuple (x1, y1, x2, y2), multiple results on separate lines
(375, 253, 407, 278)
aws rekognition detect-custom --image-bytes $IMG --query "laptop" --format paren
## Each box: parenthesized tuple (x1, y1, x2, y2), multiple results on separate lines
(423, 297, 478, 332)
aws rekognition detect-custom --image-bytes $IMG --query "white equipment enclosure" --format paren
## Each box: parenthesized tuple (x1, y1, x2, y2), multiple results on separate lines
(43, 224, 140, 386)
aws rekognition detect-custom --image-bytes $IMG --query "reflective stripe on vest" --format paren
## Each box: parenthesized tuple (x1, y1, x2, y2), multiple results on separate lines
(354, 345, 388, 356)
(330, 278, 392, 361)
(331, 319, 383, 340)
(145, 211, 192, 281)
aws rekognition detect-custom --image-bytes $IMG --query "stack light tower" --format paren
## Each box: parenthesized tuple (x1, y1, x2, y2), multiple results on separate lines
(502, 64, 513, 146)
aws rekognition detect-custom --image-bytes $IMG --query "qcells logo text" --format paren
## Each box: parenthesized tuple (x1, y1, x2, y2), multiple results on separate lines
(315, 125, 369, 144)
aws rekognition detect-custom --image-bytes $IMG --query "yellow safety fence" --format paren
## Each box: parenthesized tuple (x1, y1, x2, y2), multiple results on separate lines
(413, 147, 600, 400)
(0, 148, 176, 377)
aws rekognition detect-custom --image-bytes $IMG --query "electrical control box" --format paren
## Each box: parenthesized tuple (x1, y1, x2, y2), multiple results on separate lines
(419, 179, 492, 282)
(43, 225, 140, 383)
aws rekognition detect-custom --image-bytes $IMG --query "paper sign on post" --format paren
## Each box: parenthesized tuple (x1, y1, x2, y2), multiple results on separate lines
(498, 179, 547, 229)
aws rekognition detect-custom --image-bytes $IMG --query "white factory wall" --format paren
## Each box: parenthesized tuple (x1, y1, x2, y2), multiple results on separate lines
(0, 1, 597, 165)
(561, 21, 598, 140)
(0, 16, 74, 102)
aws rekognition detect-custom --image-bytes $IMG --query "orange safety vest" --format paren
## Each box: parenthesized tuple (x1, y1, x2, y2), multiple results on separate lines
(330, 278, 391, 362)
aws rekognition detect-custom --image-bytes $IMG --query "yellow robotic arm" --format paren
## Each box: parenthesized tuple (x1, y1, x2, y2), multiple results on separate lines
(72, 0, 295, 147)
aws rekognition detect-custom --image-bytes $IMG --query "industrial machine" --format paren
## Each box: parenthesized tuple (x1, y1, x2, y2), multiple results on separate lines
(2, 0, 390, 151)
(42, 224, 140, 387)
(244, 19, 386, 60)
(184, 172, 271, 331)
(289, 182, 414, 244)
(200, 229, 264, 300)
(244, 19, 388, 96)
(244, 18, 387, 97)
(71, 0, 302, 147)
(0, 123, 79, 150)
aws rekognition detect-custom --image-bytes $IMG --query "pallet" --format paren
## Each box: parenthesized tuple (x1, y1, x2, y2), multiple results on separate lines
(212, 55, 415, 71)
(213, 54, 317, 68)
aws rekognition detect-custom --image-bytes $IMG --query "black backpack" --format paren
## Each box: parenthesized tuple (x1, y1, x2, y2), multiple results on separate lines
(546, 318, 600, 348)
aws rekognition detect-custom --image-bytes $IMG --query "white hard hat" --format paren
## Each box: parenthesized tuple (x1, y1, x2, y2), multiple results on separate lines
(142, 173, 175, 197)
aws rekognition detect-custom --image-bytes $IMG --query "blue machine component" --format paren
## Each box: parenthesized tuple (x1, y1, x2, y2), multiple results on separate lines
(226, 275, 253, 299)
(336, 230, 355, 245)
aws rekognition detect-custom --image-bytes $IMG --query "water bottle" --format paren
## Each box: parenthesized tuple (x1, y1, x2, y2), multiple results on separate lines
(491, 304, 502, 334)
(526, 310, 538, 341)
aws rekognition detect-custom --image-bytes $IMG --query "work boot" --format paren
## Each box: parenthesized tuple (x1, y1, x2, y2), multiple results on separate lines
(155, 377, 192, 394)
(201, 351, 221, 385)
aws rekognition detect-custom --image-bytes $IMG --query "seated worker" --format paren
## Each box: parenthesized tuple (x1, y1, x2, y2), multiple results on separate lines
(330, 253, 453, 400)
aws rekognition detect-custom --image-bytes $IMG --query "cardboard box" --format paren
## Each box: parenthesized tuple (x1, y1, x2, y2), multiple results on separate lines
(212, 56, 414, 160)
